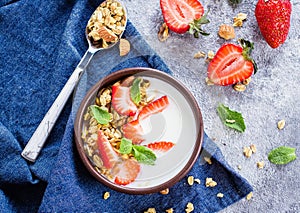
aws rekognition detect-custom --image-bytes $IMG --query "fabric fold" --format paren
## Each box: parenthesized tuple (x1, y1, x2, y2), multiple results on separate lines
(0, 0, 252, 212)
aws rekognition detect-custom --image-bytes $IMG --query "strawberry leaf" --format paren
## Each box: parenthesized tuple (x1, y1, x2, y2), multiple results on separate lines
(217, 103, 246, 132)
(240, 39, 258, 74)
(89, 105, 111, 125)
(188, 8, 210, 38)
(130, 78, 141, 104)
(119, 138, 133, 154)
(132, 145, 157, 165)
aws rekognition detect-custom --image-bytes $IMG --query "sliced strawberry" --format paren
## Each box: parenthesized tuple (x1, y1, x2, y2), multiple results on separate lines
(113, 158, 141, 186)
(160, 0, 209, 37)
(111, 85, 137, 116)
(147, 141, 175, 152)
(97, 130, 120, 169)
(207, 39, 257, 86)
(138, 95, 169, 120)
(122, 120, 144, 144)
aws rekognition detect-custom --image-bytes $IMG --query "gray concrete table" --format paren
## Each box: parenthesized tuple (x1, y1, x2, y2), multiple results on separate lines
(123, 0, 300, 212)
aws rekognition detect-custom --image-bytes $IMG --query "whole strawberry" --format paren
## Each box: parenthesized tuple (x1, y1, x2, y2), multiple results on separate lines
(255, 0, 291, 48)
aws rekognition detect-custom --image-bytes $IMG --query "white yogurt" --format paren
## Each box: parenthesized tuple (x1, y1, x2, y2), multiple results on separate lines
(125, 76, 198, 188)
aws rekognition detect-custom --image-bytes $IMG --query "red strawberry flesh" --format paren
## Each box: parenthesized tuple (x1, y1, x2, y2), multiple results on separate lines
(138, 95, 169, 120)
(160, 0, 204, 34)
(122, 120, 144, 144)
(112, 85, 137, 116)
(97, 130, 120, 169)
(207, 43, 254, 86)
(113, 158, 141, 186)
(147, 141, 175, 152)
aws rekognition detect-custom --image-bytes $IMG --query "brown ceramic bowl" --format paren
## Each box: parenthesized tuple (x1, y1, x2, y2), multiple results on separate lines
(74, 67, 203, 194)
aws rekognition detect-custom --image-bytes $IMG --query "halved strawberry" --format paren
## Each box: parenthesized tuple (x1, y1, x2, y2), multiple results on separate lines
(113, 158, 141, 185)
(138, 95, 169, 120)
(160, 0, 209, 37)
(147, 141, 175, 152)
(97, 130, 120, 169)
(207, 39, 257, 86)
(122, 120, 144, 144)
(111, 85, 137, 116)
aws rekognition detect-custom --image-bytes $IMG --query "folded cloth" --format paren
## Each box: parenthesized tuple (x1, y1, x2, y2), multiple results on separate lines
(0, 0, 252, 212)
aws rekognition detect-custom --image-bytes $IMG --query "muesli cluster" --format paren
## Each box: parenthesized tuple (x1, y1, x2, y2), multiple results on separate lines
(86, 0, 126, 48)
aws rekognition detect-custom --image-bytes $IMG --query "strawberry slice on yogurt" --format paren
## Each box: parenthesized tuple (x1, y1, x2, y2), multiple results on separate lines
(97, 130, 120, 169)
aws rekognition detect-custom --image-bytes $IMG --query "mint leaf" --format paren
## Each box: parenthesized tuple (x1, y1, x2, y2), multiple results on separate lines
(130, 78, 141, 104)
(132, 145, 157, 165)
(268, 146, 297, 165)
(217, 103, 246, 132)
(89, 105, 111, 125)
(119, 138, 133, 154)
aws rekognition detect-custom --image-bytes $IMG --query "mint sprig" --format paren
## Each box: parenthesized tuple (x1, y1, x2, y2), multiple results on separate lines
(119, 138, 133, 154)
(89, 105, 111, 125)
(130, 78, 141, 104)
(217, 103, 246, 132)
(133, 146, 156, 165)
(268, 146, 297, 165)
(119, 138, 157, 165)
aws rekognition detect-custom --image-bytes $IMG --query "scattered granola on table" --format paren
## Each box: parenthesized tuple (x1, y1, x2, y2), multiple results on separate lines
(246, 192, 253, 200)
(165, 208, 174, 213)
(250, 144, 257, 153)
(185, 202, 194, 213)
(233, 13, 247, 27)
(204, 156, 212, 164)
(144, 208, 156, 213)
(187, 175, 194, 186)
(242, 77, 251, 85)
(194, 178, 201, 184)
(205, 177, 217, 187)
(257, 161, 265, 169)
(158, 22, 169, 42)
(206, 50, 215, 61)
(243, 144, 257, 158)
(193, 51, 206, 59)
(233, 83, 246, 92)
(218, 24, 235, 40)
(160, 188, 169, 195)
(277, 119, 285, 130)
(217, 193, 224, 198)
(103, 191, 110, 200)
(243, 146, 253, 158)
(205, 77, 214, 86)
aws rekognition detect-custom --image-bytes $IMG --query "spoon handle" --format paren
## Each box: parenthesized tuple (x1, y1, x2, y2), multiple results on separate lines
(21, 50, 94, 162)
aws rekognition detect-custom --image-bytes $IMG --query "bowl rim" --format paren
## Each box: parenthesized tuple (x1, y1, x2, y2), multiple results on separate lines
(74, 67, 204, 194)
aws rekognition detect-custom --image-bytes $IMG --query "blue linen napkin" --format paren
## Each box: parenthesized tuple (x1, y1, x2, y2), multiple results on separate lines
(0, 0, 252, 212)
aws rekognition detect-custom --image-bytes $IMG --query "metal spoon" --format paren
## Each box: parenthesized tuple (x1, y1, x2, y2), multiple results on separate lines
(21, 0, 127, 162)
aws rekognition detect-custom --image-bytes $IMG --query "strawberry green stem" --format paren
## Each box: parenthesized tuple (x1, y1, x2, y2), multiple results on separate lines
(239, 39, 258, 74)
(188, 8, 210, 38)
